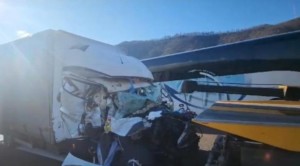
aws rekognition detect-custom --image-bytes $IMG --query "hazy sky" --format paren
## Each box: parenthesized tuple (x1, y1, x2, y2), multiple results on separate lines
(0, 0, 299, 45)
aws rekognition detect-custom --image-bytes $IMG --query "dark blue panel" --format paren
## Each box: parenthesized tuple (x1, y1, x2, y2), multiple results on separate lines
(142, 31, 300, 81)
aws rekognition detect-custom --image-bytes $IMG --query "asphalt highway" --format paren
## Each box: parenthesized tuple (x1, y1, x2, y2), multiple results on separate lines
(0, 145, 61, 166)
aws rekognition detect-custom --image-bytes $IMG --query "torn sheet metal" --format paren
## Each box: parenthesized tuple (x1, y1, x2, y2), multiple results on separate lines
(58, 76, 161, 140)
(110, 117, 144, 136)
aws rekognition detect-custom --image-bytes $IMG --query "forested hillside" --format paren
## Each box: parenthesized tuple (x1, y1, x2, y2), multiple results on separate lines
(117, 17, 300, 59)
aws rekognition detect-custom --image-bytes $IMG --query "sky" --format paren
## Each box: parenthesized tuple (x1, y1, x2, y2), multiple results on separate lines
(0, 0, 299, 45)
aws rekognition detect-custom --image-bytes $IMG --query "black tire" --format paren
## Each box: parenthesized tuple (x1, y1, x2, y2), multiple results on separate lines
(112, 137, 155, 166)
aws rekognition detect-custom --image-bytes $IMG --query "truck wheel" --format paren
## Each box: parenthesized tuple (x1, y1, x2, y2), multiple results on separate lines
(127, 159, 142, 166)
(113, 138, 155, 166)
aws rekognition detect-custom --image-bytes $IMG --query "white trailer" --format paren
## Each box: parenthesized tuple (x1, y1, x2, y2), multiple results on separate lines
(0, 30, 152, 153)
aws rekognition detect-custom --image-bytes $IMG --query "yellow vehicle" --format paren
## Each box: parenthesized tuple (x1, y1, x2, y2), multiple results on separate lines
(143, 31, 300, 166)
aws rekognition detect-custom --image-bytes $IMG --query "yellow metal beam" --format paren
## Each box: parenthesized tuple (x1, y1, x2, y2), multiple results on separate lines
(193, 121, 300, 152)
(217, 100, 300, 108)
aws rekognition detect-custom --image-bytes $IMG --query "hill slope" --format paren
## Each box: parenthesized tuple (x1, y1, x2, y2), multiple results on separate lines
(117, 18, 300, 59)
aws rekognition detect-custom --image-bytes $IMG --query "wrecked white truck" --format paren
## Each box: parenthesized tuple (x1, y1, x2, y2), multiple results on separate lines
(0, 30, 200, 166)
(2, 29, 300, 166)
